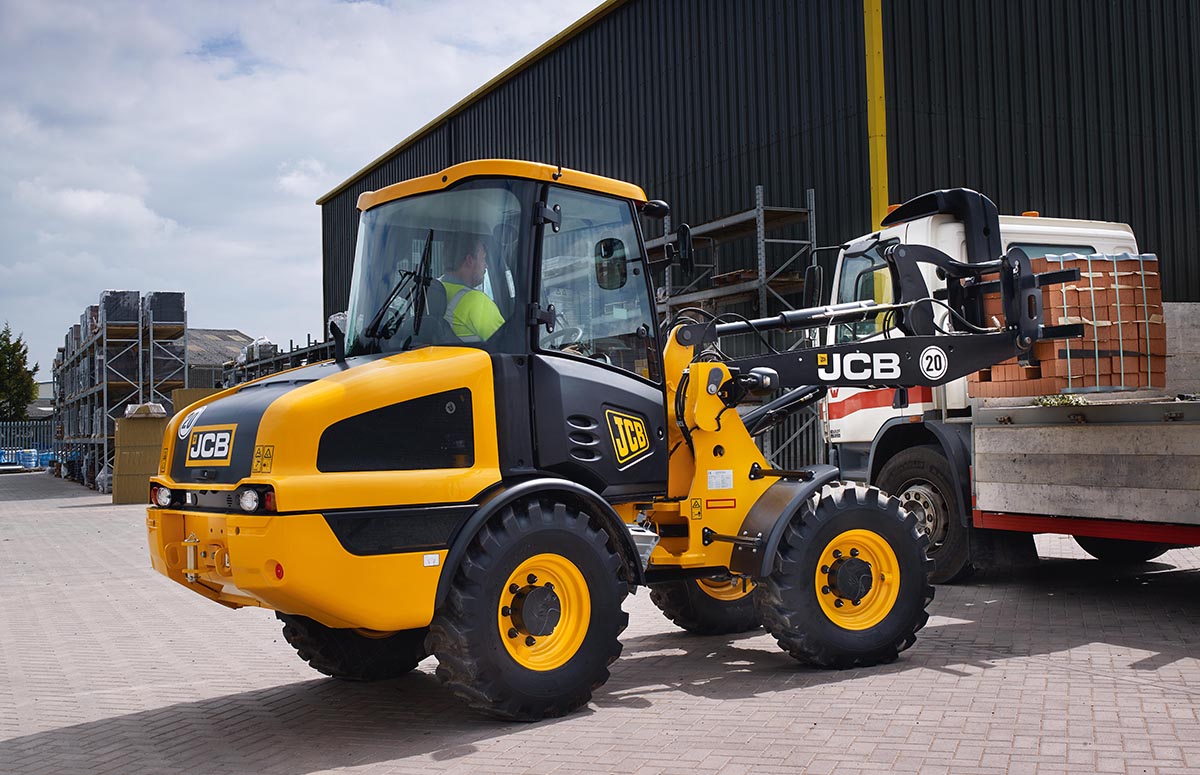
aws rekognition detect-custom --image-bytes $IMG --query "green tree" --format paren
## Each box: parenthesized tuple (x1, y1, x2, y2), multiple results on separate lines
(0, 323, 39, 421)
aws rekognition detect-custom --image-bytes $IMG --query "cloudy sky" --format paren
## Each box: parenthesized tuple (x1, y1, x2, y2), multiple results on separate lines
(0, 0, 602, 375)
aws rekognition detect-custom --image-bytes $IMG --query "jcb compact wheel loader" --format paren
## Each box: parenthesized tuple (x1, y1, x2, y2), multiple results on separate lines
(147, 160, 1080, 720)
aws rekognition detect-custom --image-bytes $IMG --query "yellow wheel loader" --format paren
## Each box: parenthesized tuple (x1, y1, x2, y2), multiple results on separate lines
(147, 161, 1081, 720)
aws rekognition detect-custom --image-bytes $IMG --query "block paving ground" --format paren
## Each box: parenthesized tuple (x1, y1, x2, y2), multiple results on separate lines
(1, 472, 1198, 774)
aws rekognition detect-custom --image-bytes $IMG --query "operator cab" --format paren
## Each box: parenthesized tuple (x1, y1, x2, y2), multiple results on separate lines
(344, 161, 669, 499)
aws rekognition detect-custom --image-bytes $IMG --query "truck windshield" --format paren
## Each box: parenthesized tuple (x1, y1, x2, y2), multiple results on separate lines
(344, 179, 535, 356)
(834, 241, 896, 343)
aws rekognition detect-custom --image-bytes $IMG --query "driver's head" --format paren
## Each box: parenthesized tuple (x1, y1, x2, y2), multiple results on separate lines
(445, 235, 488, 288)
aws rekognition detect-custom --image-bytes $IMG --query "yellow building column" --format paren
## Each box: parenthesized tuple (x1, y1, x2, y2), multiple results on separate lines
(863, 0, 889, 229)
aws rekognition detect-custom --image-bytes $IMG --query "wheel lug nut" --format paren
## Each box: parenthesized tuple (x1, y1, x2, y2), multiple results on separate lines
(821, 586, 830, 595)
(832, 550, 843, 559)
(509, 583, 520, 594)
(850, 548, 859, 557)
(545, 582, 554, 590)
(527, 574, 538, 585)
(821, 565, 829, 574)
(502, 606, 512, 616)
(525, 636, 536, 646)
(834, 599, 844, 608)
(507, 628, 518, 638)
(852, 599, 861, 606)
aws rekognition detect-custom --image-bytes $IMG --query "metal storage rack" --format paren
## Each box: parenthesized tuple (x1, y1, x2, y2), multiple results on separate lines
(52, 291, 189, 487)
(647, 186, 824, 470)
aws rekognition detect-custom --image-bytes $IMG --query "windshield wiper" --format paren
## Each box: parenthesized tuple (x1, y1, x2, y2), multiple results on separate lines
(410, 228, 435, 338)
(361, 228, 434, 342)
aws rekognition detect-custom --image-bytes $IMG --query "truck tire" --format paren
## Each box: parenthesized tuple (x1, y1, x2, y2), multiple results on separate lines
(877, 445, 971, 584)
(427, 496, 628, 721)
(276, 613, 428, 680)
(756, 482, 933, 668)
(1074, 536, 1176, 565)
(649, 577, 760, 634)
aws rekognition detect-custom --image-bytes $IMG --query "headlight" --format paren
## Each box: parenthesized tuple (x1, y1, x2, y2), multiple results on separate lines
(238, 489, 261, 512)
(152, 485, 173, 508)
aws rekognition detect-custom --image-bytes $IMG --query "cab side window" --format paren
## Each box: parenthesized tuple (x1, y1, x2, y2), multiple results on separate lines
(538, 187, 660, 382)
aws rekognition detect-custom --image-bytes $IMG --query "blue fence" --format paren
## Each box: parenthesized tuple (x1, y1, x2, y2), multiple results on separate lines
(0, 420, 54, 468)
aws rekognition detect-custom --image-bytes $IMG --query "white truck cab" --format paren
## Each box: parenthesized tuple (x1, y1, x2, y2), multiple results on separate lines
(821, 206, 1200, 583)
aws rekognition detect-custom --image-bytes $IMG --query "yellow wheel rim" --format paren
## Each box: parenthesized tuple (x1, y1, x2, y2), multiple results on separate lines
(498, 553, 590, 671)
(695, 577, 755, 601)
(814, 529, 900, 630)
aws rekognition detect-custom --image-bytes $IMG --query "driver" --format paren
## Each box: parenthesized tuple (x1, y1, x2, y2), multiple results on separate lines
(440, 235, 504, 342)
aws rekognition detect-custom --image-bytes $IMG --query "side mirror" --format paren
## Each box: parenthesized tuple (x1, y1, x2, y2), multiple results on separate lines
(677, 223, 694, 275)
(640, 200, 671, 219)
(802, 264, 824, 309)
(327, 311, 348, 364)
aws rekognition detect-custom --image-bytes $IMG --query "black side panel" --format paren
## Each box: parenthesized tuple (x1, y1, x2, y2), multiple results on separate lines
(531, 355, 667, 500)
(323, 504, 476, 555)
(491, 354, 536, 477)
(318, 390, 473, 472)
(170, 355, 388, 484)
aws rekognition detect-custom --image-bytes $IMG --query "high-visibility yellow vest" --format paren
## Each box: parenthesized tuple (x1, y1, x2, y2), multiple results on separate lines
(441, 280, 504, 342)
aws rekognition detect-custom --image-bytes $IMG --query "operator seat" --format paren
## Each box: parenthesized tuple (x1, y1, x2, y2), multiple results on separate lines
(411, 278, 460, 346)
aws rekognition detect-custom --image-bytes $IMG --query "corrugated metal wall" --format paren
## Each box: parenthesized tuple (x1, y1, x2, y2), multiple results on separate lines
(884, 0, 1200, 302)
(322, 0, 872, 320)
(323, 0, 1200, 315)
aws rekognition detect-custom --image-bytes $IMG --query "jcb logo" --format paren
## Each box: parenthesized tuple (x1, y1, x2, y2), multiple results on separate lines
(605, 410, 651, 467)
(815, 352, 902, 382)
(185, 425, 236, 467)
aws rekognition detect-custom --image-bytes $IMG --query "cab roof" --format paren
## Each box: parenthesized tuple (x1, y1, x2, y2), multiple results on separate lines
(356, 159, 649, 212)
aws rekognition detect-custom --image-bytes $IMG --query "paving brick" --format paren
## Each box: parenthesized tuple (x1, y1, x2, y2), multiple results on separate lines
(2, 472, 1199, 774)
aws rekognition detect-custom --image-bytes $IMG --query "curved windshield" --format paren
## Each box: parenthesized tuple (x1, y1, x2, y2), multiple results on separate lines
(344, 179, 535, 356)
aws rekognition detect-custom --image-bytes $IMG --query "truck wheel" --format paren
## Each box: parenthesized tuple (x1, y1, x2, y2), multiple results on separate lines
(276, 613, 428, 680)
(1074, 536, 1176, 565)
(877, 445, 971, 584)
(756, 482, 933, 668)
(427, 497, 628, 721)
(649, 577, 760, 634)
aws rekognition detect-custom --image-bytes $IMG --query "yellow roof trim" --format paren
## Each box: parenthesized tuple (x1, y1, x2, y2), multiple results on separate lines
(357, 159, 648, 211)
(317, 0, 628, 206)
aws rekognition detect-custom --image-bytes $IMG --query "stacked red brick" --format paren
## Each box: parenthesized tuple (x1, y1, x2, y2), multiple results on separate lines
(968, 254, 1166, 397)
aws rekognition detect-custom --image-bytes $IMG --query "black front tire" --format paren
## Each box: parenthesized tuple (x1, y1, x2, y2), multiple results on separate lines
(756, 482, 933, 668)
(877, 445, 971, 584)
(1074, 536, 1176, 565)
(427, 497, 629, 721)
(649, 577, 760, 635)
(277, 613, 428, 680)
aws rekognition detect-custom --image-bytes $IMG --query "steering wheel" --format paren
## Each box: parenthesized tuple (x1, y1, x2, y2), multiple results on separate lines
(540, 326, 584, 350)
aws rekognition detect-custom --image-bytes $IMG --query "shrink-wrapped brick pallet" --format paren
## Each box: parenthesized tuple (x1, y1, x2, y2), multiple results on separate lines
(968, 253, 1166, 398)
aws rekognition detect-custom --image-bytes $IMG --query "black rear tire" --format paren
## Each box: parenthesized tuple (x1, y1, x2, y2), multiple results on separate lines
(756, 482, 933, 668)
(877, 445, 971, 584)
(277, 613, 428, 680)
(649, 577, 760, 635)
(1074, 536, 1176, 565)
(427, 497, 628, 721)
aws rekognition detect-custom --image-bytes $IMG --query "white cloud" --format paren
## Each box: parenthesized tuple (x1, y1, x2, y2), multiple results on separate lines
(275, 159, 336, 198)
(0, 0, 604, 371)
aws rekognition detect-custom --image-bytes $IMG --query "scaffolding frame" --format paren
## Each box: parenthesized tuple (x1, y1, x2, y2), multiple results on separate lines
(52, 292, 188, 488)
(647, 186, 825, 469)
